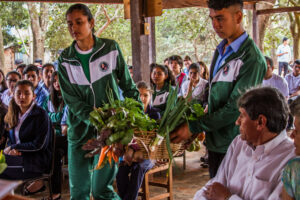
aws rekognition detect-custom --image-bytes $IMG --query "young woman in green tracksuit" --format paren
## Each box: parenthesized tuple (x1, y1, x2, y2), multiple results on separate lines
(58, 4, 140, 200)
(150, 64, 175, 115)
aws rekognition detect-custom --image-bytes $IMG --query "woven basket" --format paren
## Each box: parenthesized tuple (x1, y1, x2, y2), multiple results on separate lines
(134, 130, 184, 160)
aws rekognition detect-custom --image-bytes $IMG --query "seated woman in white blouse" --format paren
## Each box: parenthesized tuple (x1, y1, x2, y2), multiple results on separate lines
(179, 63, 208, 104)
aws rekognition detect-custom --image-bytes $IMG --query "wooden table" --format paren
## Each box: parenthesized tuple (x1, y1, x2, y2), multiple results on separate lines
(0, 179, 21, 199)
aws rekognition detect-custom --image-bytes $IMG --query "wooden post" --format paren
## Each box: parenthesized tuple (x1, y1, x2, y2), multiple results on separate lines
(130, 0, 156, 83)
(252, 3, 258, 45)
(147, 17, 156, 64)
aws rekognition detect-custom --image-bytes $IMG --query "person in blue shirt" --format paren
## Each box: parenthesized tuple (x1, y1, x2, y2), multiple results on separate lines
(23, 65, 49, 107)
(183, 55, 192, 75)
(116, 81, 159, 200)
(40, 63, 55, 92)
(0, 71, 21, 106)
(170, 0, 266, 179)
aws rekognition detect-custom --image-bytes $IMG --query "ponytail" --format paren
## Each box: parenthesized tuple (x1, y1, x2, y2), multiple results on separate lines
(5, 98, 21, 129)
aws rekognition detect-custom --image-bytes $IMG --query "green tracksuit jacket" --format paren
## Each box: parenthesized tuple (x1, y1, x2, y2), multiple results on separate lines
(58, 36, 140, 200)
(189, 36, 267, 154)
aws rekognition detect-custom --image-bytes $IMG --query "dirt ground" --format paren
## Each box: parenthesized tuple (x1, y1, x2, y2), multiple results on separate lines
(25, 149, 209, 200)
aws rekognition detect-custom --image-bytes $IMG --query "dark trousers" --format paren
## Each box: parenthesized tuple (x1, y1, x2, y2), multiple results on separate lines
(51, 135, 68, 194)
(116, 159, 154, 200)
(0, 155, 42, 180)
(208, 150, 226, 178)
(279, 62, 289, 77)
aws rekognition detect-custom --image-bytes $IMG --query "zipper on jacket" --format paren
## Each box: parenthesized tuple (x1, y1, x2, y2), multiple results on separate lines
(88, 43, 105, 108)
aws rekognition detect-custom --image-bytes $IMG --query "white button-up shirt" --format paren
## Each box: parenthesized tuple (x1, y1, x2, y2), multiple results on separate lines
(194, 131, 295, 200)
(277, 44, 291, 63)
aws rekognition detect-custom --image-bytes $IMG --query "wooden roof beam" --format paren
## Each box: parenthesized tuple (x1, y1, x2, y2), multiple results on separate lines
(0, 0, 122, 3)
(256, 6, 300, 15)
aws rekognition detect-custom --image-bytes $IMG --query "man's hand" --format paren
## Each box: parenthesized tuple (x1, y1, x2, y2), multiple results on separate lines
(290, 89, 300, 98)
(170, 123, 192, 143)
(203, 182, 232, 200)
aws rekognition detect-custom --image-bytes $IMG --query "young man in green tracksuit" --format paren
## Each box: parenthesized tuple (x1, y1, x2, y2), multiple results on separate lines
(58, 4, 140, 200)
(171, 0, 267, 179)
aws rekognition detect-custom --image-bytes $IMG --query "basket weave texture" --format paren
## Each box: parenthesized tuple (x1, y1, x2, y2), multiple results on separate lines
(134, 130, 184, 159)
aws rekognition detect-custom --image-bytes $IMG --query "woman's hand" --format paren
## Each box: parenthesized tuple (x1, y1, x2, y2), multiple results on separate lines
(8, 149, 21, 156)
(3, 146, 11, 155)
(4, 146, 22, 156)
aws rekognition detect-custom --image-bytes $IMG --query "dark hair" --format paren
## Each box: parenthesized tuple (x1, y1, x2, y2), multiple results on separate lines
(207, 0, 243, 10)
(295, 59, 300, 65)
(189, 63, 201, 72)
(66, 4, 94, 32)
(237, 87, 289, 134)
(49, 71, 64, 112)
(264, 56, 274, 67)
(169, 55, 183, 67)
(0, 69, 7, 91)
(137, 81, 153, 93)
(164, 57, 169, 63)
(5, 80, 34, 129)
(23, 64, 39, 76)
(150, 63, 176, 86)
(16, 64, 26, 71)
(198, 61, 209, 80)
(42, 63, 55, 72)
(184, 55, 192, 61)
(15, 59, 23, 65)
(128, 65, 133, 70)
(34, 59, 43, 65)
(290, 96, 300, 119)
(282, 37, 289, 43)
(6, 71, 21, 80)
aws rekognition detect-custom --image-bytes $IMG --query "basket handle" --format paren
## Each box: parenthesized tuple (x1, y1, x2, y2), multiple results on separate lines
(133, 136, 150, 158)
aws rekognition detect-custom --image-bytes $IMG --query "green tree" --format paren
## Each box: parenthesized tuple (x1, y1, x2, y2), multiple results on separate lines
(0, 2, 29, 70)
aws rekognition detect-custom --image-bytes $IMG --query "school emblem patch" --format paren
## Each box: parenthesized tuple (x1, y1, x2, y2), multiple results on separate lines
(99, 62, 109, 72)
(160, 97, 164, 103)
(223, 65, 230, 76)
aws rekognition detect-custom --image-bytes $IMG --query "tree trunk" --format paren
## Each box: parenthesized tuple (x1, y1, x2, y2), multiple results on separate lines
(257, 2, 275, 52)
(27, 3, 48, 62)
(0, 22, 5, 71)
(288, 12, 300, 60)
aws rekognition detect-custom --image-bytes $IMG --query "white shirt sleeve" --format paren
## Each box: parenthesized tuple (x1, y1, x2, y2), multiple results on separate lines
(193, 137, 238, 200)
(276, 45, 281, 56)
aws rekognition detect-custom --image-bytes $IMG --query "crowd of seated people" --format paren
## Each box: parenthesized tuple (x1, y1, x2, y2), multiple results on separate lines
(0, 52, 299, 200)
(0, 60, 68, 200)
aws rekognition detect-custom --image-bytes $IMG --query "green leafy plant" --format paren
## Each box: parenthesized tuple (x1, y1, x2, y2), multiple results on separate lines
(0, 150, 7, 174)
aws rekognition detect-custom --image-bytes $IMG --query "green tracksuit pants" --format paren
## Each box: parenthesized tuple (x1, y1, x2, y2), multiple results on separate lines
(68, 142, 121, 200)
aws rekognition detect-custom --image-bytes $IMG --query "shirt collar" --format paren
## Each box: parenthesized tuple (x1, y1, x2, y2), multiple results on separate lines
(256, 130, 288, 155)
(18, 102, 35, 119)
(216, 32, 248, 55)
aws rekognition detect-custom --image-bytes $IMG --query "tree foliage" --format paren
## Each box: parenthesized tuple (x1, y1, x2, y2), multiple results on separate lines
(0, 2, 299, 68)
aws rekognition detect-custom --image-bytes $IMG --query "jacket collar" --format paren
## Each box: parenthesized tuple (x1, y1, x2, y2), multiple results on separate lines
(62, 35, 105, 60)
(209, 35, 253, 81)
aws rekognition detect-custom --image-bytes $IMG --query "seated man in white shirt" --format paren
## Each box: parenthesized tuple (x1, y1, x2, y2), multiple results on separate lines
(194, 87, 295, 200)
(262, 56, 289, 98)
(285, 59, 300, 101)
